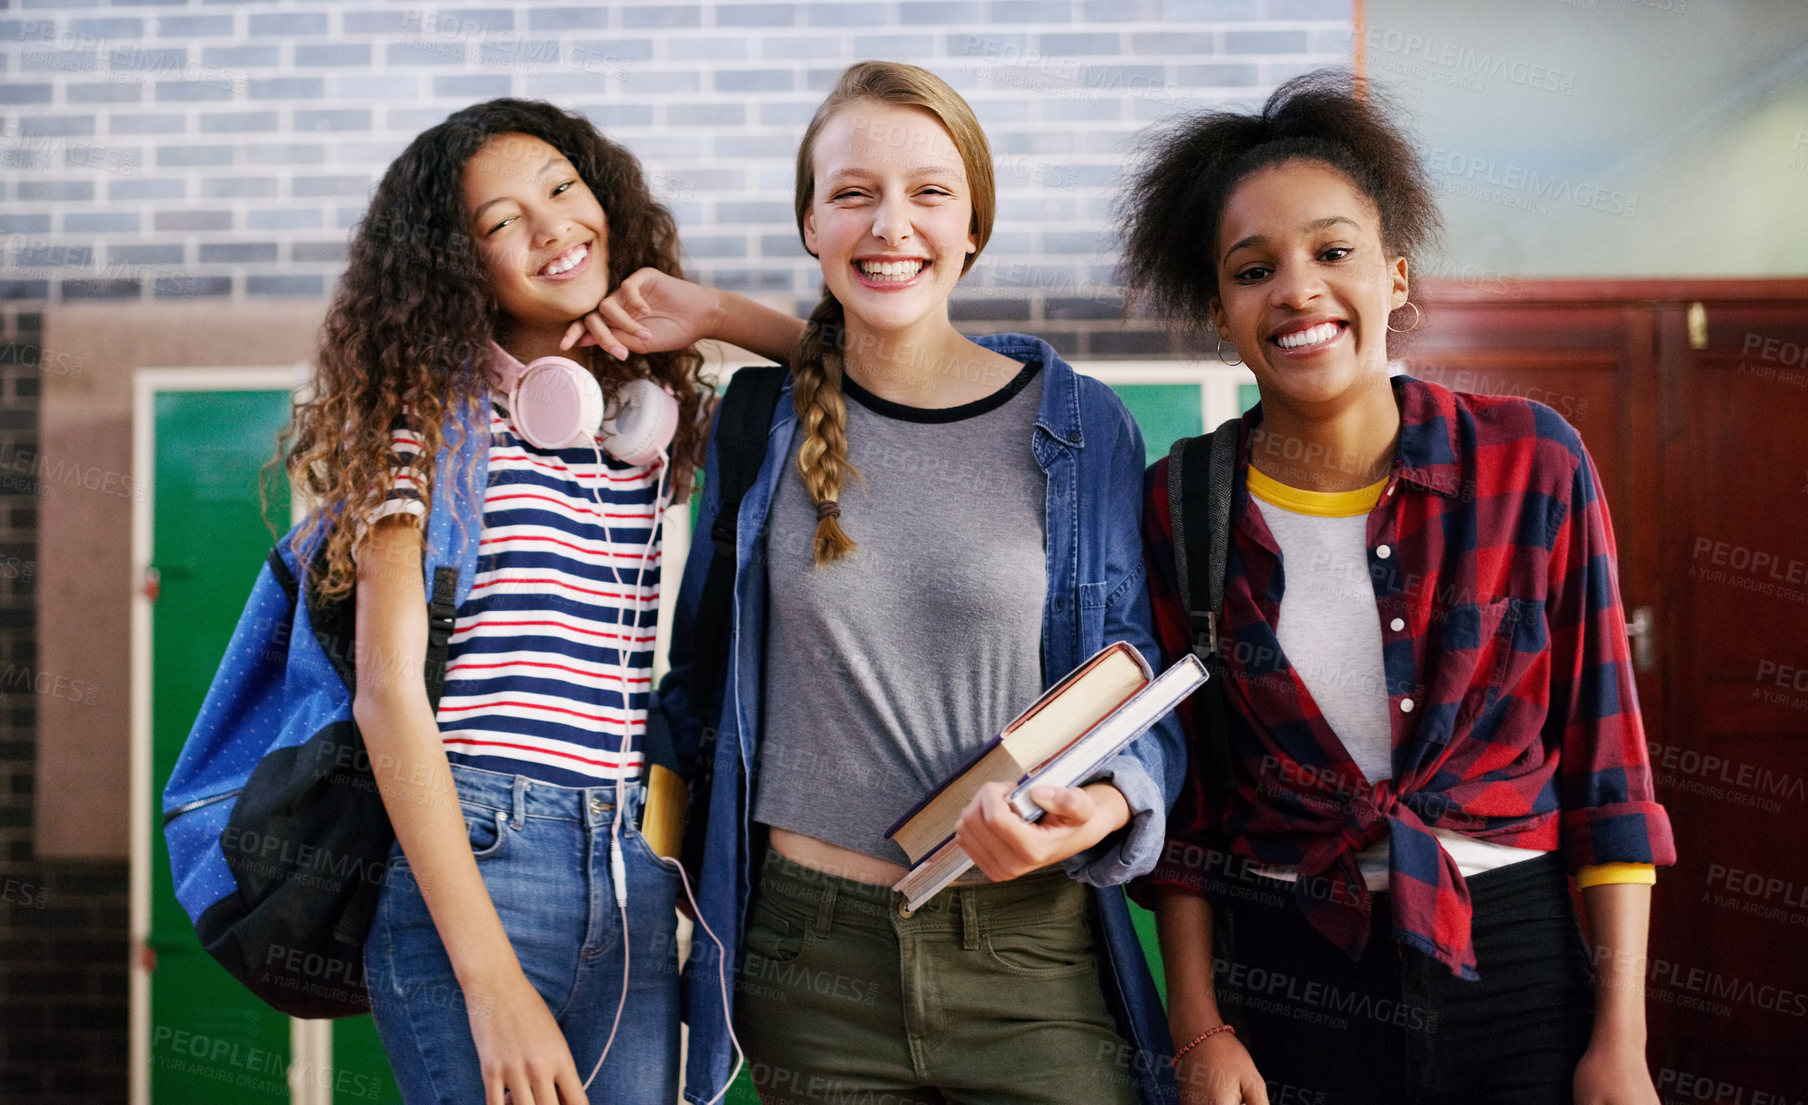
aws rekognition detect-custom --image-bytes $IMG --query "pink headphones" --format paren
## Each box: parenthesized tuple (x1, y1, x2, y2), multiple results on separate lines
(487, 343, 678, 465)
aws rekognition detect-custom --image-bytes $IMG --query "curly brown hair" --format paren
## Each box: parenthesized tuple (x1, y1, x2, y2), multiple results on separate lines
(1119, 70, 1441, 336)
(282, 98, 708, 601)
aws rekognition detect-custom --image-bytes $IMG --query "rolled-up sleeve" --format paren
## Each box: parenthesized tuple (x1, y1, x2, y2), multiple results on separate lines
(1549, 438, 1676, 870)
(1063, 752, 1167, 886)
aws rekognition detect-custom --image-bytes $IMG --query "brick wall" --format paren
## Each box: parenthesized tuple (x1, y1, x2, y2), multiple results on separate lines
(0, 2, 1353, 1101)
(3, 0, 1353, 353)
(0, 308, 130, 1105)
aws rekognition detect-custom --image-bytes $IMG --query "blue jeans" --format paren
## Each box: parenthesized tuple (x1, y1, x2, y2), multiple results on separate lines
(364, 763, 681, 1104)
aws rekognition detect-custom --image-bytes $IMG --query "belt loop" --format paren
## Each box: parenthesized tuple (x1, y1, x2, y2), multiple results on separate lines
(510, 776, 529, 830)
(961, 890, 980, 951)
(815, 881, 837, 938)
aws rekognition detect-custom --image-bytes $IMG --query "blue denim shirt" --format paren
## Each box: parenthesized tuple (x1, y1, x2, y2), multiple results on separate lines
(659, 333, 1183, 1105)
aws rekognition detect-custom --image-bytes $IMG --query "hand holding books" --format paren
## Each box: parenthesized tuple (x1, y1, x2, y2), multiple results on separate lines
(954, 779, 1133, 882)
(886, 641, 1208, 910)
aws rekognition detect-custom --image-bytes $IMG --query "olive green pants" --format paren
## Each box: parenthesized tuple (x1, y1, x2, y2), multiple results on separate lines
(734, 848, 1141, 1105)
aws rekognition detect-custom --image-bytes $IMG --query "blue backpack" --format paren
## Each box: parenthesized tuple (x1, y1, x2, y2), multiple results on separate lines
(162, 406, 488, 1018)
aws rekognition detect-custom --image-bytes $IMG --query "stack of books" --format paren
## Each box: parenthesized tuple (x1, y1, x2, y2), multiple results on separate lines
(886, 641, 1207, 910)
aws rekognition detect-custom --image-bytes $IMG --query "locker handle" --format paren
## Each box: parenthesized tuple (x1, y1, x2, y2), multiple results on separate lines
(1626, 605, 1656, 674)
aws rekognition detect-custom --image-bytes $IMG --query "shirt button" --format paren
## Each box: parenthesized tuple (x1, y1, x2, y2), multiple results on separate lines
(1390, 617, 1405, 632)
(1376, 544, 1392, 559)
(1400, 697, 1415, 713)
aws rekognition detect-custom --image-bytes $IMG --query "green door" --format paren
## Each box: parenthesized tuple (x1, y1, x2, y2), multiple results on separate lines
(1113, 382, 1207, 466)
(1103, 379, 1208, 1009)
(144, 381, 398, 1104)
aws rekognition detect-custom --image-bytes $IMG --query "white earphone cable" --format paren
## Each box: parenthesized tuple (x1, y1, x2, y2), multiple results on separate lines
(537, 399, 743, 1103)
(579, 433, 665, 1092)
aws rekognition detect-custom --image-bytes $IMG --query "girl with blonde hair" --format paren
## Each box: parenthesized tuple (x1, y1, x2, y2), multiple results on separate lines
(600, 61, 1184, 1104)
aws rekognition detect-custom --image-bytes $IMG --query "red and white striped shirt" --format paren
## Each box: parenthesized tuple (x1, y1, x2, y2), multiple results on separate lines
(379, 404, 662, 786)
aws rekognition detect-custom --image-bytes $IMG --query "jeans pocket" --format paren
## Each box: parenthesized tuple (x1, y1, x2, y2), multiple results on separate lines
(623, 822, 682, 880)
(464, 804, 509, 861)
(981, 915, 1099, 979)
(742, 901, 809, 967)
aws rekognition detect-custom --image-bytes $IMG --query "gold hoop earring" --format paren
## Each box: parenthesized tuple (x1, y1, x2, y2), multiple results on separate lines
(1387, 301, 1421, 334)
(1217, 338, 1242, 367)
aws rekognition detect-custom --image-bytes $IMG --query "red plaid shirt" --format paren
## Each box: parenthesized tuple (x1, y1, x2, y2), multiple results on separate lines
(1137, 375, 1674, 979)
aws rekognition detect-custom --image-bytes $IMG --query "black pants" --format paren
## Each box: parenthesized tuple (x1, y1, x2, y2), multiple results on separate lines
(1218, 853, 1594, 1105)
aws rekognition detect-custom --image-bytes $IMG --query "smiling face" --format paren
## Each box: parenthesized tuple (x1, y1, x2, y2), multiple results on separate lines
(802, 102, 977, 338)
(1212, 158, 1409, 417)
(462, 132, 610, 345)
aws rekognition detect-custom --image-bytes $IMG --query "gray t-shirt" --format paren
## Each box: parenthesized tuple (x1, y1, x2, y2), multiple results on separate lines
(751, 361, 1048, 865)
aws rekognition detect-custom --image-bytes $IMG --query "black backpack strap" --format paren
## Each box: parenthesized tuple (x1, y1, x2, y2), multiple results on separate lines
(421, 565, 460, 711)
(689, 365, 787, 721)
(304, 548, 461, 708)
(1168, 417, 1243, 807)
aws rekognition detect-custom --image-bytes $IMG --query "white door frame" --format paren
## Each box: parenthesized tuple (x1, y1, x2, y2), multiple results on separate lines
(130, 365, 315, 1105)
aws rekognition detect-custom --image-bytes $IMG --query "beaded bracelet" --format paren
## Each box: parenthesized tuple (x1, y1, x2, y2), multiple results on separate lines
(1170, 1023, 1236, 1066)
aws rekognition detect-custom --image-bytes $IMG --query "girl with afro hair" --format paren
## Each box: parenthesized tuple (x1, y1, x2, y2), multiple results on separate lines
(1125, 72, 1674, 1105)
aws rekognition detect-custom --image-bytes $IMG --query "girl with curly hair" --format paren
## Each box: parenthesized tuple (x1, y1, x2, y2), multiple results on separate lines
(1122, 72, 1674, 1105)
(285, 98, 796, 1105)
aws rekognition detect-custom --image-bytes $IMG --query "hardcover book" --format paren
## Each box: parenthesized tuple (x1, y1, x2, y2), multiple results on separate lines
(886, 641, 1207, 910)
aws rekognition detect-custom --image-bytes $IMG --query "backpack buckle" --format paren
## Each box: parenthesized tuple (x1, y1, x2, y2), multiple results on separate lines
(1189, 609, 1221, 664)
(710, 513, 737, 555)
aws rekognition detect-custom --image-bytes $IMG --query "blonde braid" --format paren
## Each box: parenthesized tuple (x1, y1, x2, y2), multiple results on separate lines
(791, 287, 859, 564)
